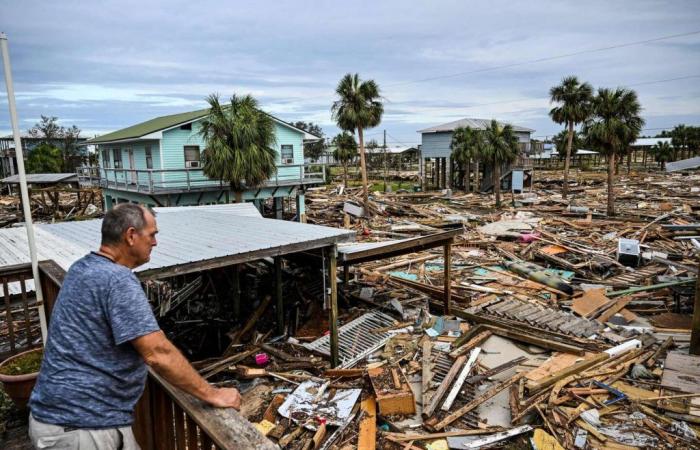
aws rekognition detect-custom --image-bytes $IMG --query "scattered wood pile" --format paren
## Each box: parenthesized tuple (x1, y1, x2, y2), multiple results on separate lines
(170, 170, 700, 448)
(0, 187, 102, 227)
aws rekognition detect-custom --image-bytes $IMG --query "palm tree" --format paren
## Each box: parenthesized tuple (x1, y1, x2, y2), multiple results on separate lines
(483, 120, 519, 207)
(653, 141, 674, 169)
(331, 73, 384, 210)
(450, 127, 476, 192)
(200, 94, 277, 201)
(552, 129, 582, 170)
(549, 76, 593, 199)
(450, 126, 487, 192)
(583, 88, 644, 216)
(332, 132, 357, 188)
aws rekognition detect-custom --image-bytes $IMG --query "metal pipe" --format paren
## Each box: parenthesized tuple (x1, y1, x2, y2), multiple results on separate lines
(1, 33, 48, 343)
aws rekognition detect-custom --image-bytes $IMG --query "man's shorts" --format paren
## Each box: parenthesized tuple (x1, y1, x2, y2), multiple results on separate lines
(28, 414, 140, 449)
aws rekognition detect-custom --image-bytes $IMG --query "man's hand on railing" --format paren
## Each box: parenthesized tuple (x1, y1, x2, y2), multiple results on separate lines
(205, 387, 241, 410)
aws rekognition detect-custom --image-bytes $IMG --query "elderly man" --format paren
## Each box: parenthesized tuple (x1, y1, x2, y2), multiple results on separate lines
(29, 204, 240, 449)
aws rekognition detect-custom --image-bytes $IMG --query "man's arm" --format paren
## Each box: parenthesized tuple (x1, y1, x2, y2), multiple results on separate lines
(131, 330, 240, 410)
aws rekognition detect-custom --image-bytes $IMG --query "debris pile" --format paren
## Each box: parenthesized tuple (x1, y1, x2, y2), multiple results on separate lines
(0, 187, 102, 227)
(175, 170, 700, 448)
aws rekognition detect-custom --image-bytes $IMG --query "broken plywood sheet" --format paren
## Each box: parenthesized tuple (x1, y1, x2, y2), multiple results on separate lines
(571, 288, 611, 318)
(661, 352, 700, 394)
(525, 353, 589, 382)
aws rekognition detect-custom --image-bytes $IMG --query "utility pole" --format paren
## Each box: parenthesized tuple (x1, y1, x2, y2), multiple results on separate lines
(383, 129, 387, 192)
(1, 32, 48, 343)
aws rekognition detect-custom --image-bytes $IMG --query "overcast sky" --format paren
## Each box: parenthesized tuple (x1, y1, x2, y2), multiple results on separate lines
(1, 0, 699, 145)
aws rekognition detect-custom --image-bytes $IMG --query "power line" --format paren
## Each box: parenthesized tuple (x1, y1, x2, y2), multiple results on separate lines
(385, 30, 700, 88)
(270, 30, 700, 106)
(380, 74, 700, 116)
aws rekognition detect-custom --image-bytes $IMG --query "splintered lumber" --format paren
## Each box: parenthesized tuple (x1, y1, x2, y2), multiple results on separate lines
(422, 355, 467, 418)
(421, 340, 433, 409)
(384, 429, 500, 442)
(323, 368, 364, 378)
(431, 372, 525, 431)
(458, 425, 533, 449)
(263, 394, 286, 423)
(596, 296, 633, 323)
(449, 330, 492, 358)
(526, 353, 609, 392)
(279, 425, 304, 448)
(358, 396, 377, 450)
(368, 364, 416, 415)
(225, 295, 272, 355)
(442, 347, 481, 411)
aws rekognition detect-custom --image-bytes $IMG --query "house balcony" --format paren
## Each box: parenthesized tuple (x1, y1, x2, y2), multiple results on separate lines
(77, 164, 326, 195)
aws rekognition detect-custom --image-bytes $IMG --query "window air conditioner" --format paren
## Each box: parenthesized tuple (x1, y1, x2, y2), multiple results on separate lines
(185, 161, 200, 168)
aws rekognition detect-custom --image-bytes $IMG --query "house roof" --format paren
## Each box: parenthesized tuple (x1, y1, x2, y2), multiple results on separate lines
(0, 205, 355, 284)
(86, 108, 320, 145)
(631, 137, 672, 147)
(418, 118, 535, 134)
(1, 173, 78, 184)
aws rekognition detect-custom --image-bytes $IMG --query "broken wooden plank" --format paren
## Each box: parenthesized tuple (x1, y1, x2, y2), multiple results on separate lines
(449, 330, 492, 358)
(442, 347, 481, 411)
(358, 396, 377, 450)
(421, 340, 433, 410)
(431, 372, 525, 430)
(422, 354, 467, 418)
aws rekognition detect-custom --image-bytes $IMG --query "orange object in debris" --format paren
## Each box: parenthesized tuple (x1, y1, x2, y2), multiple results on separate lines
(540, 244, 568, 255)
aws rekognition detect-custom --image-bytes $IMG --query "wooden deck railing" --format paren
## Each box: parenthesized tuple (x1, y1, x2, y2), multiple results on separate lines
(0, 259, 274, 448)
(0, 260, 63, 360)
(134, 370, 277, 450)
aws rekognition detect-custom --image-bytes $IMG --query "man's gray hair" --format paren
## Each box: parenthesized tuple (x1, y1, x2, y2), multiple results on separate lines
(101, 204, 155, 246)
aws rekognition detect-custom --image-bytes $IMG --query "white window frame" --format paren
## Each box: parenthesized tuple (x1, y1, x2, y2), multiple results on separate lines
(280, 144, 294, 164)
(113, 148, 122, 169)
(145, 145, 153, 169)
(184, 145, 201, 168)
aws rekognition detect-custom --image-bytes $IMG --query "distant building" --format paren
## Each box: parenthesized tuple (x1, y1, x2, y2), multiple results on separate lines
(418, 118, 534, 192)
(80, 108, 322, 220)
(0, 134, 89, 178)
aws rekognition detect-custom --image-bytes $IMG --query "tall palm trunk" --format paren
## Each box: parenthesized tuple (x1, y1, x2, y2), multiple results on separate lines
(464, 160, 470, 192)
(493, 158, 502, 207)
(563, 121, 574, 199)
(357, 128, 369, 210)
(342, 162, 349, 188)
(473, 160, 480, 193)
(607, 153, 615, 216)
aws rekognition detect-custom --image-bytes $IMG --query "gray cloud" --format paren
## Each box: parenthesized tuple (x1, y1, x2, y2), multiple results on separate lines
(1, 0, 699, 144)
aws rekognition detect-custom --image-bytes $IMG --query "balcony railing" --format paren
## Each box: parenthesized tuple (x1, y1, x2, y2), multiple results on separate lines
(77, 164, 326, 194)
(0, 260, 275, 449)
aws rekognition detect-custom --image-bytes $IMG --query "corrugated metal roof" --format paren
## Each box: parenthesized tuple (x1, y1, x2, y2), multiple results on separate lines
(666, 156, 700, 172)
(632, 137, 672, 147)
(1, 173, 78, 184)
(418, 118, 535, 134)
(0, 208, 355, 284)
(153, 202, 262, 218)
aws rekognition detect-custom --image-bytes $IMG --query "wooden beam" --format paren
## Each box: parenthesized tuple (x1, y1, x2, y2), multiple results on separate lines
(358, 396, 377, 450)
(443, 242, 452, 315)
(275, 256, 283, 335)
(422, 354, 467, 418)
(421, 340, 433, 411)
(328, 246, 339, 368)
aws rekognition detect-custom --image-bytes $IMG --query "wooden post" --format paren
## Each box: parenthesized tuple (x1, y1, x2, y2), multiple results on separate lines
(275, 256, 284, 335)
(328, 246, 339, 367)
(443, 242, 452, 315)
(232, 265, 240, 318)
(691, 257, 700, 355)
